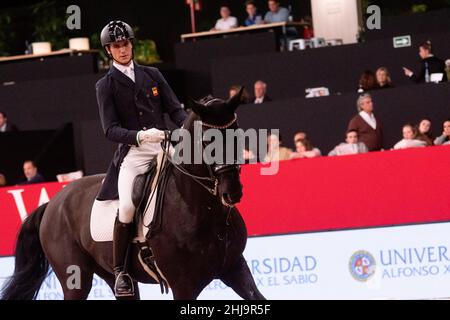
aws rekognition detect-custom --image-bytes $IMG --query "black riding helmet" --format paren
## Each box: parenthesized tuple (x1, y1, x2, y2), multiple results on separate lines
(100, 20, 135, 47)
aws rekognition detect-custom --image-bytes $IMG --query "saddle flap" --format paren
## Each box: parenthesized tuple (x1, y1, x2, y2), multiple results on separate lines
(132, 157, 158, 209)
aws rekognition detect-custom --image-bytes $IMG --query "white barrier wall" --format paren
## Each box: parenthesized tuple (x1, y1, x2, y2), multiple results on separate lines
(1, 222, 450, 300)
(311, 0, 362, 44)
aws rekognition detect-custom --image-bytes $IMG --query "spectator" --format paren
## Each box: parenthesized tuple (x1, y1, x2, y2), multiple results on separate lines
(18, 160, 45, 185)
(252, 80, 272, 104)
(357, 70, 377, 93)
(229, 85, 249, 104)
(211, 6, 238, 31)
(434, 119, 450, 146)
(290, 138, 321, 159)
(403, 40, 448, 83)
(393, 124, 427, 150)
(446, 59, 450, 81)
(347, 93, 383, 151)
(0, 173, 7, 187)
(375, 67, 393, 89)
(243, 149, 256, 163)
(294, 132, 307, 143)
(416, 118, 434, 146)
(0, 111, 18, 133)
(264, 133, 292, 162)
(244, 1, 263, 26)
(264, 0, 289, 23)
(264, 0, 297, 49)
(328, 130, 369, 156)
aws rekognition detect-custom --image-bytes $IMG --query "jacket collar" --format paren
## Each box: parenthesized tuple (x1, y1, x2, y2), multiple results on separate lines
(133, 62, 145, 93)
(110, 63, 134, 88)
(109, 61, 145, 92)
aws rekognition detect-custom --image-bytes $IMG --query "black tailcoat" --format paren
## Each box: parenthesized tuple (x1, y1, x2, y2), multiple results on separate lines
(95, 62, 187, 200)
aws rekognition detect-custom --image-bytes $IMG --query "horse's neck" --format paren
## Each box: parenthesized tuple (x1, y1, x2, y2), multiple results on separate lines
(180, 162, 211, 178)
(171, 119, 217, 204)
(173, 162, 213, 195)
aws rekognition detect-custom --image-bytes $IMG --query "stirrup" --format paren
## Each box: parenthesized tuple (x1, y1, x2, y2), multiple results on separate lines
(114, 271, 135, 297)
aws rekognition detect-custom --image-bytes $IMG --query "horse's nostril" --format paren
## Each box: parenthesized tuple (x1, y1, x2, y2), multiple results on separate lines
(228, 192, 241, 204)
(221, 193, 235, 207)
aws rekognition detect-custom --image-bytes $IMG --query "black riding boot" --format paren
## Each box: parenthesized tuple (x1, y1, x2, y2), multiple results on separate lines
(113, 217, 134, 297)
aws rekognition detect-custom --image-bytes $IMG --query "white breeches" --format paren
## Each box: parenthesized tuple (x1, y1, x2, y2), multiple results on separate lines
(118, 142, 161, 223)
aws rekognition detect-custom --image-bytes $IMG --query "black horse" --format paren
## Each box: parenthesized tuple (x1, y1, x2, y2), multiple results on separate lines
(1, 90, 265, 300)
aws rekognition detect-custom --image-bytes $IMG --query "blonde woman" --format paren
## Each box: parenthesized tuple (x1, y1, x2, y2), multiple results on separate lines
(375, 67, 393, 89)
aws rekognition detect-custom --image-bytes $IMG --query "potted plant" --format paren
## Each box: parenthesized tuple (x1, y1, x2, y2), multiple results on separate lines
(133, 39, 162, 65)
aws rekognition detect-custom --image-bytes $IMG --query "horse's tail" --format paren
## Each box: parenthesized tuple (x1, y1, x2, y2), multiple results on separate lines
(1, 203, 50, 300)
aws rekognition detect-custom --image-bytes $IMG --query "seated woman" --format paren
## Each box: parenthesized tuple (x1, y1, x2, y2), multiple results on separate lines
(416, 118, 434, 146)
(290, 138, 321, 159)
(229, 85, 249, 104)
(434, 119, 450, 146)
(0, 173, 7, 187)
(263, 133, 292, 162)
(393, 124, 427, 150)
(328, 130, 369, 156)
(375, 67, 393, 89)
(357, 70, 377, 93)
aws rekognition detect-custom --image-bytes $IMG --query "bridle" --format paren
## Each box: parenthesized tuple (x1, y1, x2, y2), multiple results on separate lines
(201, 113, 237, 129)
(161, 113, 241, 207)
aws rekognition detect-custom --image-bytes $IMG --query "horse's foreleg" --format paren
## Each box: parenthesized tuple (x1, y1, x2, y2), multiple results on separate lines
(220, 255, 266, 300)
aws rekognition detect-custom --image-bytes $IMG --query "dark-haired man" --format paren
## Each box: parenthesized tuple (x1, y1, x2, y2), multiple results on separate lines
(0, 112, 18, 132)
(96, 20, 187, 297)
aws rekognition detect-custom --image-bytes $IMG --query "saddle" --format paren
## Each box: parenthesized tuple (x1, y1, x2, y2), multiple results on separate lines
(132, 157, 158, 213)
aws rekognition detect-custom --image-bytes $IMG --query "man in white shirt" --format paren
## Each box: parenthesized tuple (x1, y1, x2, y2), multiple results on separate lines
(347, 93, 384, 151)
(252, 80, 272, 104)
(212, 6, 238, 31)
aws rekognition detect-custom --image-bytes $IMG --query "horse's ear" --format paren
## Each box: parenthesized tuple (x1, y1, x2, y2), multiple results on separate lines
(227, 86, 244, 112)
(189, 98, 205, 116)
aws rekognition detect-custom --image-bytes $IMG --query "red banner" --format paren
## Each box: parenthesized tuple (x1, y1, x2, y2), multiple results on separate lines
(1, 146, 450, 256)
(0, 182, 69, 256)
(238, 145, 450, 236)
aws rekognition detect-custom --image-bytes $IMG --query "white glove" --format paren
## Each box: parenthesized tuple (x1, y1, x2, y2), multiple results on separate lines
(138, 128, 165, 144)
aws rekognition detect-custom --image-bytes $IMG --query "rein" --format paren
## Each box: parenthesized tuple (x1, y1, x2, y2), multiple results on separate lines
(161, 114, 238, 204)
(162, 130, 218, 196)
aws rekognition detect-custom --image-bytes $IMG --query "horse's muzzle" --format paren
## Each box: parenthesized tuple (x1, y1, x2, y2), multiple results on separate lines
(221, 191, 242, 207)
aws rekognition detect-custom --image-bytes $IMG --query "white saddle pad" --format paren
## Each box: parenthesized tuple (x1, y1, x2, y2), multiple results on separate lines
(90, 151, 165, 242)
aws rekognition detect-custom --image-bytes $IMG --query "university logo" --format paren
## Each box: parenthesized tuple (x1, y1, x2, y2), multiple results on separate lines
(349, 250, 376, 282)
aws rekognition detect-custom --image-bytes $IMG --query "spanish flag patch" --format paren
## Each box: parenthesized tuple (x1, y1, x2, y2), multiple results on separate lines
(152, 87, 159, 96)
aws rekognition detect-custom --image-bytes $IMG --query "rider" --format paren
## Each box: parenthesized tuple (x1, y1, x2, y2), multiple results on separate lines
(96, 20, 187, 297)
